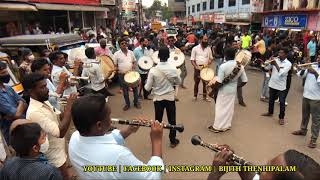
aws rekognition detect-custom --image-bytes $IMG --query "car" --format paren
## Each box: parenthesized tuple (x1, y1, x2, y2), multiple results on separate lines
(164, 28, 178, 39)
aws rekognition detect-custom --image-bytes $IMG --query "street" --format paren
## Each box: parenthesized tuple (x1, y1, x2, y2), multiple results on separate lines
(108, 56, 320, 180)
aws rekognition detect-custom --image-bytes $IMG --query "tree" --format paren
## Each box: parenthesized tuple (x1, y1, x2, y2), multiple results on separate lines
(144, 0, 173, 21)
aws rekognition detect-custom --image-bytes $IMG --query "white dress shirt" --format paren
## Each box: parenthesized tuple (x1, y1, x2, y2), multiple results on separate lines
(46, 79, 60, 110)
(81, 59, 105, 91)
(217, 60, 248, 94)
(114, 49, 136, 74)
(190, 44, 213, 65)
(266, 58, 292, 91)
(26, 98, 67, 168)
(51, 65, 77, 96)
(145, 62, 181, 101)
(68, 130, 164, 180)
(297, 65, 320, 100)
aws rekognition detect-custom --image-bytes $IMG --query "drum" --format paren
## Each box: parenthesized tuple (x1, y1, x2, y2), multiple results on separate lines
(200, 67, 215, 82)
(152, 51, 160, 64)
(168, 50, 185, 68)
(124, 71, 141, 87)
(235, 50, 252, 66)
(138, 56, 154, 71)
(68, 47, 87, 62)
(97, 55, 116, 80)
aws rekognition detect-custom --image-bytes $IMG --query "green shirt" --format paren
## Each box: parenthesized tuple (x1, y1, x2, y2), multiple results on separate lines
(241, 35, 251, 49)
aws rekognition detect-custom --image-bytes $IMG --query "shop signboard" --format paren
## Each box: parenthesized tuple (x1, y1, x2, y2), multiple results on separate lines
(279, 15, 307, 28)
(29, 0, 100, 5)
(214, 13, 225, 23)
(263, 15, 279, 28)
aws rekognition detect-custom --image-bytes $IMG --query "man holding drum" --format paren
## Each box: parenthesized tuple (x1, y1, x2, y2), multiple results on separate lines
(114, 38, 141, 111)
(190, 35, 213, 102)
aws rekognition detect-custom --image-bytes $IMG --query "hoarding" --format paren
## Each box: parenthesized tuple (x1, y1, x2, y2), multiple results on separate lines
(29, 0, 100, 5)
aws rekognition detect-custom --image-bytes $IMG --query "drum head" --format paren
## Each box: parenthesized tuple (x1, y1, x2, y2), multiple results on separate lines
(68, 47, 87, 62)
(168, 51, 185, 67)
(138, 56, 154, 71)
(200, 68, 215, 82)
(152, 51, 160, 64)
(98, 55, 116, 79)
(124, 71, 140, 83)
(235, 50, 252, 66)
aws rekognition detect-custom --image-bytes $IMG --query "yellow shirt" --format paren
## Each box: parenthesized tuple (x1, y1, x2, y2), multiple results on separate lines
(254, 40, 266, 55)
(241, 35, 251, 49)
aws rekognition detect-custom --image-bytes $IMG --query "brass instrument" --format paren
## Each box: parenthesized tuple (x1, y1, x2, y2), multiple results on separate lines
(111, 118, 184, 132)
(191, 135, 253, 166)
(293, 62, 318, 72)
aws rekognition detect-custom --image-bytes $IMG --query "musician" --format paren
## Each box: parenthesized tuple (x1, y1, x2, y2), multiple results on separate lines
(241, 31, 252, 49)
(207, 145, 320, 180)
(133, 37, 152, 100)
(24, 73, 77, 179)
(50, 51, 80, 96)
(262, 48, 292, 125)
(19, 48, 35, 78)
(292, 57, 320, 148)
(95, 38, 113, 58)
(69, 94, 164, 179)
(174, 35, 187, 89)
(144, 47, 181, 148)
(31, 58, 68, 110)
(114, 38, 141, 111)
(190, 35, 213, 101)
(82, 47, 111, 98)
(208, 48, 247, 133)
(232, 41, 246, 107)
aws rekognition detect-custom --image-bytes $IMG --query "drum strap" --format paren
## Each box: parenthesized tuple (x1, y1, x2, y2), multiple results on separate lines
(221, 63, 242, 85)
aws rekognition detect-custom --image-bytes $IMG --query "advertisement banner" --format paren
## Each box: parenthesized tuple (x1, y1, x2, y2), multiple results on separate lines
(29, 0, 100, 5)
(279, 15, 307, 28)
(214, 13, 225, 23)
(263, 15, 279, 28)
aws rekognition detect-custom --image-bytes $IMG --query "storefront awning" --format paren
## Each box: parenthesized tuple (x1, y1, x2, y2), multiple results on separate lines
(224, 22, 250, 26)
(0, 2, 38, 11)
(33, 3, 109, 12)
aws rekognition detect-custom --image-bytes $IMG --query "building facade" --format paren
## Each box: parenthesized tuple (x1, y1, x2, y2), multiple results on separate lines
(168, 0, 186, 18)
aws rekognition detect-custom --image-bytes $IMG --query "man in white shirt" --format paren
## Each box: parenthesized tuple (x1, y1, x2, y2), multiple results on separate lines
(24, 73, 77, 179)
(262, 48, 292, 125)
(50, 51, 80, 96)
(190, 35, 213, 101)
(145, 47, 181, 148)
(31, 58, 68, 110)
(114, 38, 141, 111)
(69, 94, 164, 179)
(208, 48, 248, 133)
(292, 57, 320, 148)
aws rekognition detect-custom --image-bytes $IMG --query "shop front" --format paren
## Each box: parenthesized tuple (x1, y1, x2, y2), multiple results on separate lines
(262, 14, 308, 30)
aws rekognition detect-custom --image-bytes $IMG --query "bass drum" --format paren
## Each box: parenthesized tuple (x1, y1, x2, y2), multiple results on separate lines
(124, 71, 141, 87)
(138, 56, 154, 71)
(235, 50, 252, 67)
(97, 55, 116, 80)
(200, 67, 215, 82)
(168, 50, 185, 68)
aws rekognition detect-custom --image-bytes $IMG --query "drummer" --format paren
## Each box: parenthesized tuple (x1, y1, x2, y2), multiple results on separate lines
(114, 38, 141, 111)
(168, 36, 187, 89)
(133, 37, 153, 100)
(94, 38, 114, 58)
(190, 35, 213, 102)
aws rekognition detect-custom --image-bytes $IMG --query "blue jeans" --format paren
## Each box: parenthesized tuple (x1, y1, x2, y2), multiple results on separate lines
(118, 74, 139, 106)
(261, 73, 270, 98)
(268, 87, 286, 119)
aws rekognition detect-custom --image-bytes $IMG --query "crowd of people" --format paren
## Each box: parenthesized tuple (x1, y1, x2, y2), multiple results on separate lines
(0, 23, 320, 179)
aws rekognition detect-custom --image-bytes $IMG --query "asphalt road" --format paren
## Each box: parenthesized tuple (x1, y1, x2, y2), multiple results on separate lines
(107, 56, 320, 180)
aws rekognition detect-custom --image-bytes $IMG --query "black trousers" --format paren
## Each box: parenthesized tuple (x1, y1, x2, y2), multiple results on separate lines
(154, 100, 176, 143)
(268, 87, 286, 119)
(140, 73, 150, 98)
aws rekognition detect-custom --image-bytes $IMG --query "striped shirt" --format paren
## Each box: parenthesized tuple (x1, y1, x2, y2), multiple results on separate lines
(0, 156, 62, 180)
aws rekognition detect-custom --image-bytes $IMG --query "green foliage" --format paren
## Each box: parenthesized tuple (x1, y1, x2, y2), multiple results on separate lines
(144, 0, 173, 21)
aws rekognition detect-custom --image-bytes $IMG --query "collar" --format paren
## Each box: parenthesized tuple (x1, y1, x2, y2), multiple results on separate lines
(77, 131, 119, 145)
(29, 98, 52, 109)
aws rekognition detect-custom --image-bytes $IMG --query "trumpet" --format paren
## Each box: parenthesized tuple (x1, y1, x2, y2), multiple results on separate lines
(111, 118, 184, 133)
(191, 135, 253, 166)
(69, 76, 89, 81)
(261, 57, 278, 68)
(293, 62, 318, 70)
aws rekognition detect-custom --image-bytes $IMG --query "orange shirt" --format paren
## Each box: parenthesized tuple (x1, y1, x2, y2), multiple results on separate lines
(186, 34, 197, 43)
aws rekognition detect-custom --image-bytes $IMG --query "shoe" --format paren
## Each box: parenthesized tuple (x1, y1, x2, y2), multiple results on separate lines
(261, 113, 273, 117)
(170, 139, 180, 148)
(134, 103, 141, 109)
(279, 119, 285, 125)
(118, 89, 123, 94)
(292, 130, 307, 136)
(180, 85, 187, 89)
(203, 97, 211, 102)
(175, 98, 179, 102)
(285, 102, 288, 106)
(122, 105, 130, 111)
(239, 101, 246, 107)
(260, 97, 268, 102)
(308, 141, 317, 148)
(221, 127, 231, 132)
(192, 97, 197, 101)
(208, 126, 221, 133)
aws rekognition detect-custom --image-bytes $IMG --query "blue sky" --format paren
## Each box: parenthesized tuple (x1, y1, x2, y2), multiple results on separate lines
(140, 0, 168, 7)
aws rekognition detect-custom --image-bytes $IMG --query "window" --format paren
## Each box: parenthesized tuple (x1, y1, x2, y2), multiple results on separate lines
(203, 2, 207, 11)
(192, 5, 195, 13)
(218, 0, 224, 8)
(175, 0, 185, 2)
(210, 0, 215, 9)
(242, 0, 250, 5)
(197, 3, 200, 11)
(229, 0, 236, 6)
(188, 6, 190, 15)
